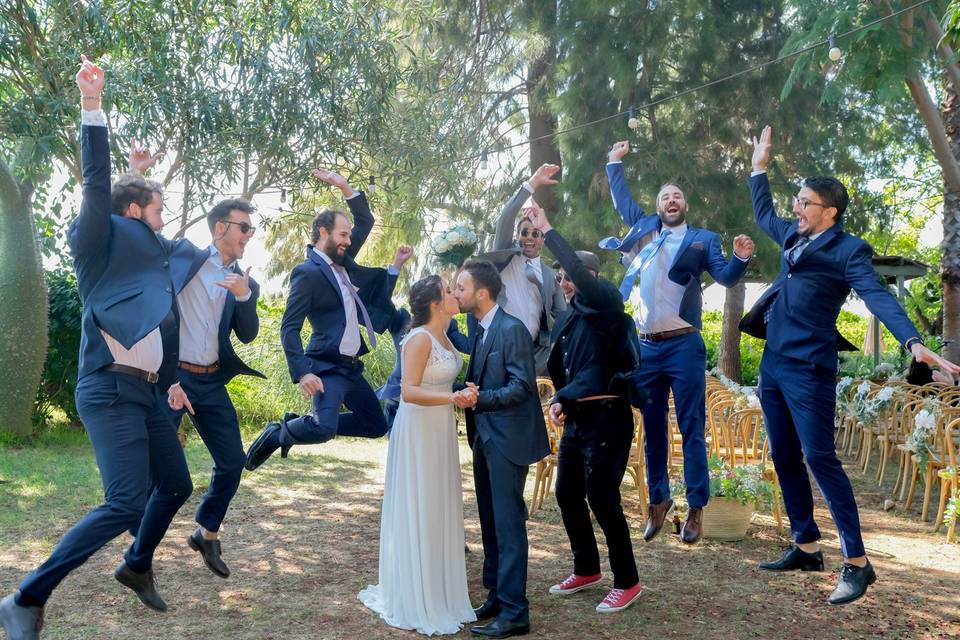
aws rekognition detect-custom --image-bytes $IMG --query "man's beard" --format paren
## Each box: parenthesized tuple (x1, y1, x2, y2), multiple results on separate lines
(322, 238, 345, 265)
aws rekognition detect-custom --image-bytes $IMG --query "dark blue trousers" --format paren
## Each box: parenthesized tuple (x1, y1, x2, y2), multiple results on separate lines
(166, 370, 244, 533)
(759, 350, 865, 558)
(282, 361, 388, 445)
(634, 331, 709, 508)
(18, 371, 192, 606)
(473, 436, 530, 626)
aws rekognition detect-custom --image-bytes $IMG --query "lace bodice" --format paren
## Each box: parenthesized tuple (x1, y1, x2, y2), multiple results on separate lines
(400, 327, 463, 392)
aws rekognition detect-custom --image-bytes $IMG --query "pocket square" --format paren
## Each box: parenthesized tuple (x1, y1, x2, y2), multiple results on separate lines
(690, 241, 704, 250)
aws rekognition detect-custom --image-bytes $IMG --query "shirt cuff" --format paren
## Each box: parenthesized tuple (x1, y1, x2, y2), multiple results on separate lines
(750, 170, 767, 176)
(346, 190, 361, 200)
(734, 253, 750, 263)
(521, 181, 534, 194)
(606, 160, 623, 165)
(235, 291, 252, 303)
(387, 265, 400, 276)
(81, 109, 107, 127)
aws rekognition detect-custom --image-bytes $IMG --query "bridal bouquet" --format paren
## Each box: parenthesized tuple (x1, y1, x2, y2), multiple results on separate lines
(433, 224, 478, 268)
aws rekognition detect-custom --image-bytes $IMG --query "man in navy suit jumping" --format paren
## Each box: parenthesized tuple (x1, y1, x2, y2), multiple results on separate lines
(743, 126, 959, 604)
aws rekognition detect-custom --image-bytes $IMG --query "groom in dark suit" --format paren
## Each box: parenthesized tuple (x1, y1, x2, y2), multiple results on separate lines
(454, 260, 549, 639)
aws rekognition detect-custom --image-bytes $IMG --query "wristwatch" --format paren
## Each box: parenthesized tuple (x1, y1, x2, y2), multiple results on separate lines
(905, 336, 924, 350)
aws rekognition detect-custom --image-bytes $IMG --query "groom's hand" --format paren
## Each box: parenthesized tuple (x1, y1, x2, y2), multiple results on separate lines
(548, 402, 565, 427)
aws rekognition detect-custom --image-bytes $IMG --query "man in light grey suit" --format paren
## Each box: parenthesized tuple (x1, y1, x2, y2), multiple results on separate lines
(478, 163, 567, 375)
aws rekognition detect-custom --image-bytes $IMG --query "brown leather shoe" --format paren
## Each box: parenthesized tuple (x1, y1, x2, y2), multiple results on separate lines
(642, 499, 674, 541)
(680, 507, 703, 544)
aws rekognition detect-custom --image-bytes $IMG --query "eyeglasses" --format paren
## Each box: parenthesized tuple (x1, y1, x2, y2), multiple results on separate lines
(222, 220, 257, 235)
(556, 273, 572, 284)
(793, 196, 826, 211)
(519, 229, 543, 238)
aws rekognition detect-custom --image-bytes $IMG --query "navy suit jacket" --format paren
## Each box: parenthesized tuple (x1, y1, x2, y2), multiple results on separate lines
(279, 192, 396, 382)
(178, 249, 265, 383)
(68, 124, 201, 389)
(464, 308, 550, 467)
(740, 173, 920, 371)
(599, 162, 749, 329)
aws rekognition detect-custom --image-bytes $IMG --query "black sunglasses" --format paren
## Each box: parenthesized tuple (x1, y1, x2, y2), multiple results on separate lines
(519, 228, 543, 238)
(221, 220, 257, 235)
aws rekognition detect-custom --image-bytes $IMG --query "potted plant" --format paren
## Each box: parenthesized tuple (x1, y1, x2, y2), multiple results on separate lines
(701, 455, 776, 541)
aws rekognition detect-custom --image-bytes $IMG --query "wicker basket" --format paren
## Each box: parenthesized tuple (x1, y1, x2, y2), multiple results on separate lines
(702, 496, 754, 541)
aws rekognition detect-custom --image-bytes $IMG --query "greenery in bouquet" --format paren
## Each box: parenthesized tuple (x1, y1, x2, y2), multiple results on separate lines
(433, 224, 478, 269)
(907, 398, 942, 478)
(855, 384, 898, 428)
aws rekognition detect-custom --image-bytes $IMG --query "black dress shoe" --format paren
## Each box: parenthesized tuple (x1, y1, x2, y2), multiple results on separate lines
(469, 618, 530, 638)
(642, 499, 674, 541)
(244, 422, 281, 471)
(473, 597, 501, 620)
(114, 562, 167, 612)
(759, 545, 825, 572)
(828, 561, 877, 605)
(187, 528, 230, 578)
(0, 593, 43, 640)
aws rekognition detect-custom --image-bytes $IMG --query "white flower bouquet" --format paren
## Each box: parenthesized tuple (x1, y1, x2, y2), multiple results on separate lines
(433, 223, 478, 268)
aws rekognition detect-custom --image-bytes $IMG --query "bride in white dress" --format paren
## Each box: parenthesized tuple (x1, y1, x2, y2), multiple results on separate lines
(358, 275, 478, 636)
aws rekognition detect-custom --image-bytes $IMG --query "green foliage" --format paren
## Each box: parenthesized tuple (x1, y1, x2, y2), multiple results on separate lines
(34, 269, 82, 426)
(701, 311, 766, 385)
(707, 455, 776, 508)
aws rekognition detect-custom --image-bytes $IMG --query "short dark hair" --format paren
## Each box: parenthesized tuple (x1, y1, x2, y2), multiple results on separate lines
(803, 176, 849, 222)
(207, 198, 255, 233)
(462, 259, 502, 301)
(409, 275, 444, 329)
(311, 208, 349, 244)
(111, 174, 162, 216)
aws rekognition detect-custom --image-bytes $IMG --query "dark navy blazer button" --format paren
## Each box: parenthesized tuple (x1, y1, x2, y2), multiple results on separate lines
(163, 261, 169, 268)
(166, 286, 172, 293)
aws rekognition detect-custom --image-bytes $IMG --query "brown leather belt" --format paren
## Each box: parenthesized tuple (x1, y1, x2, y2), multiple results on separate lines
(338, 353, 361, 366)
(104, 364, 159, 384)
(637, 326, 699, 342)
(178, 361, 221, 374)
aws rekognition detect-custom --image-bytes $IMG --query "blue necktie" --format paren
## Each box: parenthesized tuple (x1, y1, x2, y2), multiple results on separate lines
(619, 229, 671, 301)
(786, 236, 810, 266)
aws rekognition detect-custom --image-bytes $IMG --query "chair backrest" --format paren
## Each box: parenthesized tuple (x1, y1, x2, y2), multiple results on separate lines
(723, 408, 766, 467)
(536, 377, 556, 407)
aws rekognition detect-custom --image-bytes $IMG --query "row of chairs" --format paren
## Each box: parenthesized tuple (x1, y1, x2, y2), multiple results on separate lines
(837, 379, 959, 542)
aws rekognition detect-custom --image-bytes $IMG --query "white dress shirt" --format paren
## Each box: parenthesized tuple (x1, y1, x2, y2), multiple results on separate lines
(177, 244, 251, 366)
(478, 304, 500, 344)
(500, 254, 543, 340)
(628, 224, 692, 334)
(314, 248, 362, 356)
(84, 109, 164, 373)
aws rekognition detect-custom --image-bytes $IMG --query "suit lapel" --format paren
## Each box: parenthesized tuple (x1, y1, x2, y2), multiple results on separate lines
(308, 246, 344, 305)
(475, 308, 502, 381)
(791, 225, 842, 268)
(670, 227, 697, 271)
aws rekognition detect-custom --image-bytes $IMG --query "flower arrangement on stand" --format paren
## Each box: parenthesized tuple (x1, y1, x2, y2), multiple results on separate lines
(906, 398, 942, 477)
(433, 224, 478, 270)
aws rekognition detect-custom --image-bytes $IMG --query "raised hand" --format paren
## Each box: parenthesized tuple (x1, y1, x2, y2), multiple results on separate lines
(751, 125, 773, 172)
(128, 140, 163, 175)
(392, 245, 414, 270)
(76, 54, 104, 109)
(549, 402, 565, 427)
(912, 343, 960, 376)
(733, 235, 755, 260)
(529, 163, 561, 191)
(168, 383, 195, 415)
(216, 266, 252, 298)
(525, 205, 552, 234)
(312, 168, 354, 197)
(608, 140, 630, 163)
(299, 372, 325, 399)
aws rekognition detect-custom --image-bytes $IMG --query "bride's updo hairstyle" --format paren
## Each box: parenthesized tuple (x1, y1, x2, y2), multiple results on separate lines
(409, 275, 444, 328)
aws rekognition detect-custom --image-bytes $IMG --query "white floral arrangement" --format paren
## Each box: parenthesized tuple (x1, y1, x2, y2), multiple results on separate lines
(907, 398, 941, 475)
(433, 224, 478, 268)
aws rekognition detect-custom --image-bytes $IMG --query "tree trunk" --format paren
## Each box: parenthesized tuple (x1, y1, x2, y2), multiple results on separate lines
(525, 0, 561, 217)
(0, 156, 49, 437)
(718, 281, 745, 383)
(943, 83, 960, 363)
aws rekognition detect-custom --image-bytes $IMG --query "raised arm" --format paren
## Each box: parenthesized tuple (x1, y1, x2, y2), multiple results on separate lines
(748, 126, 793, 246)
(492, 163, 560, 250)
(606, 141, 654, 228)
(705, 233, 754, 288)
(312, 168, 371, 256)
(229, 271, 260, 344)
(67, 55, 112, 259)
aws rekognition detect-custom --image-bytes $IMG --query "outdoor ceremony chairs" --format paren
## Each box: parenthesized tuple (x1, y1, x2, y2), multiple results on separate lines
(624, 408, 649, 522)
(932, 416, 959, 537)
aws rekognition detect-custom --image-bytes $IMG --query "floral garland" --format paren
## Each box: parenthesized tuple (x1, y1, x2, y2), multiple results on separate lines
(855, 384, 898, 428)
(906, 398, 942, 477)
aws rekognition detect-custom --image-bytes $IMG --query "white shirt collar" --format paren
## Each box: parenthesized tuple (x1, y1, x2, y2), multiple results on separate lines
(525, 255, 542, 268)
(479, 304, 500, 332)
(661, 223, 687, 237)
(208, 243, 236, 269)
(313, 246, 334, 266)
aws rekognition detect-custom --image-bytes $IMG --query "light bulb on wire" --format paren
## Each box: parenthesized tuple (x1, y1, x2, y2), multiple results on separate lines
(480, 150, 488, 170)
(627, 106, 640, 130)
(367, 175, 376, 194)
(828, 35, 842, 62)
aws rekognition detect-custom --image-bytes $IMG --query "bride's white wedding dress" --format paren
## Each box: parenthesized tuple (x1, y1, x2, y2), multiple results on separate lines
(358, 327, 476, 636)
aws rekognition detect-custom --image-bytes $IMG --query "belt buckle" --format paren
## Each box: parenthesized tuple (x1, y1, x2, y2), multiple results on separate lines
(146, 371, 159, 383)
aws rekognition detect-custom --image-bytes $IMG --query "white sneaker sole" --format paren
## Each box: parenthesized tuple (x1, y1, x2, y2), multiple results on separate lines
(596, 589, 642, 613)
(548, 577, 603, 595)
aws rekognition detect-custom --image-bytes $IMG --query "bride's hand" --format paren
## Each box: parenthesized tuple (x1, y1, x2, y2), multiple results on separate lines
(549, 402, 565, 427)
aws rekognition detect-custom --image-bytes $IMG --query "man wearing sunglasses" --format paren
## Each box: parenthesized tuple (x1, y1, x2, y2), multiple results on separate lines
(478, 164, 567, 375)
(601, 140, 755, 546)
(743, 126, 960, 604)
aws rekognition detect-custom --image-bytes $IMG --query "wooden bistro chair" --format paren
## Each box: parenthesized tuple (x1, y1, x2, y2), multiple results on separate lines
(529, 377, 558, 515)
(625, 407, 649, 522)
(723, 408, 783, 532)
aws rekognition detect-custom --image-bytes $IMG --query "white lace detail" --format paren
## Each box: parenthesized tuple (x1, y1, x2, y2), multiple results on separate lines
(400, 327, 463, 391)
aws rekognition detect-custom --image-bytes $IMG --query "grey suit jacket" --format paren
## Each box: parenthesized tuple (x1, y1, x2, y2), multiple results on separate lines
(478, 185, 566, 374)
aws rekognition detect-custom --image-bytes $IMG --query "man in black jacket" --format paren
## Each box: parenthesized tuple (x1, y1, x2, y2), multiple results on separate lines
(526, 208, 642, 614)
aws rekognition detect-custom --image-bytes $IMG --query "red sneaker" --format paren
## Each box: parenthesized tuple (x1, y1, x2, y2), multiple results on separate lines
(595, 582, 642, 613)
(548, 573, 602, 595)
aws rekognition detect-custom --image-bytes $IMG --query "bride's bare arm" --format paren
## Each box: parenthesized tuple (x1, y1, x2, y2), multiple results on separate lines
(400, 332, 460, 407)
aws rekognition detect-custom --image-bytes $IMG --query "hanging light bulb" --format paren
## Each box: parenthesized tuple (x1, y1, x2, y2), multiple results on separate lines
(280, 188, 287, 203)
(367, 175, 376, 193)
(828, 35, 842, 62)
(627, 106, 640, 130)
(480, 150, 488, 170)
